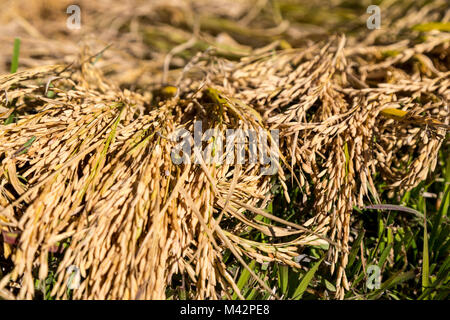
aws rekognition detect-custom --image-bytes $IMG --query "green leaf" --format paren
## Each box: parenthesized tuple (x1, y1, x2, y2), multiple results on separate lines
(4, 111, 16, 124)
(246, 287, 258, 299)
(430, 184, 449, 251)
(232, 260, 256, 300)
(323, 279, 336, 292)
(412, 22, 450, 32)
(13, 136, 36, 157)
(367, 270, 416, 299)
(277, 264, 289, 296)
(10, 38, 21, 73)
(292, 257, 324, 299)
(348, 229, 365, 268)
(378, 243, 393, 269)
(377, 216, 384, 238)
(422, 210, 430, 295)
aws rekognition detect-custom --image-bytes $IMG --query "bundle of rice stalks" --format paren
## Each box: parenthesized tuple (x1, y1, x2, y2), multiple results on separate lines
(200, 33, 449, 298)
(0, 48, 336, 299)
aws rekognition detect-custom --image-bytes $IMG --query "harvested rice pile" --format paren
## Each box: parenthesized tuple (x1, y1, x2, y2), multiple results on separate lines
(0, 0, 448, 299)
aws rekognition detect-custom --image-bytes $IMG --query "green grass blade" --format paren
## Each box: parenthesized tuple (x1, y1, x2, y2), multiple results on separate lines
(422, 209, 430, 296)
(418, 255, 450, 300)
(13, 136, 36, 157)
(292, 257, 324, 300)
(232, 260, 256, 300)
(367, 270, 415, 299)
(378, 243, 393, 269)
(4, 111, 16, 124)
(430, 161, 449, 251)
(348, 228, 365, 268)
(10, 38, 21, 73)
(277, 264, 289, 296)
(412, 22, 450, 32)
